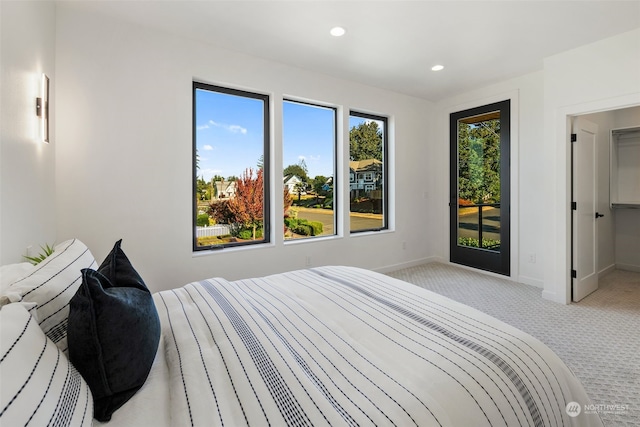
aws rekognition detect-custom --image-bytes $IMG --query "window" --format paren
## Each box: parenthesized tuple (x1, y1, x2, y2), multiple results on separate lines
(349, 112, 388, 233)
(283, 100, 336, 240)
(193, 82, 270, 250)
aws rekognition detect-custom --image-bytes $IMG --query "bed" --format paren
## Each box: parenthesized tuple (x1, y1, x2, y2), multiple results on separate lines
(1, 239, 603, 426)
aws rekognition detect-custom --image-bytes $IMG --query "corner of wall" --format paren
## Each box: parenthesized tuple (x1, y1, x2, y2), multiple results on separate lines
(0, 1, 57, 264)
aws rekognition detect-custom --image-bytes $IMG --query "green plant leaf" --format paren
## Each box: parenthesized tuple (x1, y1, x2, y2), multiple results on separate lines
(23, 243, 55, 265)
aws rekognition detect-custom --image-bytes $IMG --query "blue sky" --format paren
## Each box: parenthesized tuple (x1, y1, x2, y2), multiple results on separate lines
(195, 89, 264, 182)
(195, 89, 337, 182)
(283, 101, 335, 179)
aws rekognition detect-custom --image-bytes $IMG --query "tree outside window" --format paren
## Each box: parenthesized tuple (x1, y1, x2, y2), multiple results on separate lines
(349, 112, 388, 233)
(193, 82, 270, 250)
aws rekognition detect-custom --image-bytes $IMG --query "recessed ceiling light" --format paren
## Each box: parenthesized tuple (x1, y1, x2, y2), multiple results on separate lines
(431, 65, 444, 71)
(330, 26, 346, 37)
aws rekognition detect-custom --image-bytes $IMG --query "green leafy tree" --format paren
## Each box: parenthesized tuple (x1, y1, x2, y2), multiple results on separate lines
(283, 163, 308, 182)
(311, 175, 328, 195)
(196, 176, 211, 200)
(210, 175, 224, 199)
(349, 121, 382, 161)
(293, 181, 306, 201)
(457, 119, 501, 204)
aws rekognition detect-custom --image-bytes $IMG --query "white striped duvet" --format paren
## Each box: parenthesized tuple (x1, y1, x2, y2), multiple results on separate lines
(150, 266, 602, 427)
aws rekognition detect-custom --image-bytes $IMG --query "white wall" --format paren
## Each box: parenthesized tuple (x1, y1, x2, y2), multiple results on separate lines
(543, 29, 640, 303)
(0, 1, 57, 264)
(436, 71, 545, 288)
(54, 5, 436, 292)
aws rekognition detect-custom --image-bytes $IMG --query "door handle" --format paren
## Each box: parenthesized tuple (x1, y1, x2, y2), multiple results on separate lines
(595, 212, 605, 219)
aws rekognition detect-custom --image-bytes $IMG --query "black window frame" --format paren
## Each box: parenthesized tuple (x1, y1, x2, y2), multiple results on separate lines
(192, 81, 271, 251)
(283, 99, 338, 240)
(349, 111, 389, 233)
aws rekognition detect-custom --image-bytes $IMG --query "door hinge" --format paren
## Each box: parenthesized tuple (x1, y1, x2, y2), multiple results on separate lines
(571, 133, 577, 142)
(571, 201, 577, 210)
(571, 269, 577, 279)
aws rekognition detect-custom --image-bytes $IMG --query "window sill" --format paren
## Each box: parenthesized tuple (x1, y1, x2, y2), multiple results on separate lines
(192, 241, 275, 257)
(349, 228, 393, 238)
(284, 235, 341, 246)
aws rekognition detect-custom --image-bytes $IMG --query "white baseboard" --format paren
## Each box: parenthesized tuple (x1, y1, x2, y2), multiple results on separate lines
(518, 275, 544, 288)
(615, 263, 640, 273)
(440, 260, 520, 282)
(541, 289, 556, 302)
(541, 289, 570, 305)
(375, 257, 439, 274)
(598, 264, 616, 277)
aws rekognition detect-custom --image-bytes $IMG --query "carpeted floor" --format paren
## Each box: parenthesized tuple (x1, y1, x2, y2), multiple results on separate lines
(386, 263, 640, 427)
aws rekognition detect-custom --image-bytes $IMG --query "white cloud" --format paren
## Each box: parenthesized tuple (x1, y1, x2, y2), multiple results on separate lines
(209, 120, 247, 134)
(196, 124, 209, 131)
(203, 144, 214, 151)
(228, 125, 248, 134)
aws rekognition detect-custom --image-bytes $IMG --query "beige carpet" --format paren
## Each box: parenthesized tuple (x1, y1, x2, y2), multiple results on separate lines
(387, 263, 640, 427)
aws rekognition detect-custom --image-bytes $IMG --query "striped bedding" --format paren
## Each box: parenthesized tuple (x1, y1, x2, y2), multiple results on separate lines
(138, 266, 601, 427)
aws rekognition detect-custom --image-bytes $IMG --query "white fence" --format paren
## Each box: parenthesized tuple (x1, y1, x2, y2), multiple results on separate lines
(196, 225, 231, 237)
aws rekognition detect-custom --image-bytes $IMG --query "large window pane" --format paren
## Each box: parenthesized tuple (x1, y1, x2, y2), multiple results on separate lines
(193, 82, 269, 250)
(349, 112, 388, 232)
(456, 111, 501, 251)
(283, 101, 336, 240)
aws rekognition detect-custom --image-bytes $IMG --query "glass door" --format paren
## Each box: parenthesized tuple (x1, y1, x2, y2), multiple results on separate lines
(449, 100, 510, 276)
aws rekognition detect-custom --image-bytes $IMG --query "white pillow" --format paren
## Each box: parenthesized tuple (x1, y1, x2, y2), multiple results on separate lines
(0, 302, 93, 426)
(0, 239, 97, 354)
(0, 262, 33, 294)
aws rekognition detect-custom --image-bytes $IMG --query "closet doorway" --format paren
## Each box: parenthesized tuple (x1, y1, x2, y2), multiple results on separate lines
(571, 105, 640, 302)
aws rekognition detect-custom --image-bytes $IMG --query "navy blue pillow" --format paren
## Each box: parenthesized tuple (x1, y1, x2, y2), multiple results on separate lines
(96, 239, 147, 291)
(68, 240, 160, 422)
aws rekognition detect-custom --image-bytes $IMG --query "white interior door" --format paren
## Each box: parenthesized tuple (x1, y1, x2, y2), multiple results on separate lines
(572, 117, 599, 302)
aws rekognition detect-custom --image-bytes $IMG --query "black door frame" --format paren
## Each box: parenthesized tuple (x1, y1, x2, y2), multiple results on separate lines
(449, 99, 511, 276)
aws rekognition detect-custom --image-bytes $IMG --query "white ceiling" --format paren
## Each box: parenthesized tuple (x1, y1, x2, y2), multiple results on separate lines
(62, 1, 640, 101)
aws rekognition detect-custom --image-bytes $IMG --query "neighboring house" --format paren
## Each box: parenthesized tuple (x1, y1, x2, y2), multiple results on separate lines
(322, 177, 333, 192)
(350, 159, 382, 196)
(284, 175, 305, 195)
(214, 180, 236, 199)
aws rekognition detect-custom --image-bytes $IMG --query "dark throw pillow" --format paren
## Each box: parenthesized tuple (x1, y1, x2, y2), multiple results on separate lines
(96, 239, 147, 291)
(68, 240, 160, 422)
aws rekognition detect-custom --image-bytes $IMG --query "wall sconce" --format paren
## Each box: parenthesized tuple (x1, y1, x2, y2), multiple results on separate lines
(36, 73, 49, 143)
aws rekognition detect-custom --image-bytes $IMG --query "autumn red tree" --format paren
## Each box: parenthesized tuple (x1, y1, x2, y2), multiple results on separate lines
(210, 168, 264, 240)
